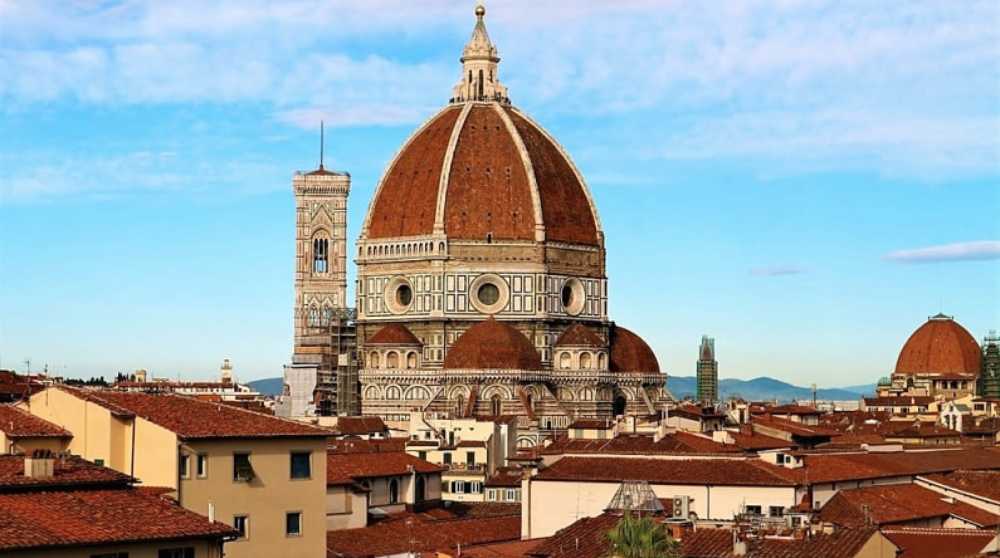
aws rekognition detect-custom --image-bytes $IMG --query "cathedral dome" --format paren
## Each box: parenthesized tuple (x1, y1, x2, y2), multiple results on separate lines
(554, 324, 605, 347)
(609, 326, 660, 373)
(367, 323, 422, 345)
(361, 104, 600, 246)
(359, 6, 601, 248)
(444, 318, 542, 370)
(894, 313, 981, 377)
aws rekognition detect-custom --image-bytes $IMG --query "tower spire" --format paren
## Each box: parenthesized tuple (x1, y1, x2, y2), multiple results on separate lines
(319, 120, 325, 171)
(451, 2, 509, 105)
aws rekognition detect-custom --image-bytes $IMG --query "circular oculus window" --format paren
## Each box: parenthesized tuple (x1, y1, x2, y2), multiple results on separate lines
(469, 274, 509, 314)
(561, 278, 586, 316)
(384, 276, 414, 315)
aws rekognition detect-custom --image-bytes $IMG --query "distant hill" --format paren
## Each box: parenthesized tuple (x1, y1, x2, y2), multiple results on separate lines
(250, 374, 874, 402)
(667, 376, 874, 402)
(248, 377, 283, 397)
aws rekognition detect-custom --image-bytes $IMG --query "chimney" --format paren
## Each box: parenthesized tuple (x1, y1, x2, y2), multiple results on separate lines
(25, 449, 55, 478)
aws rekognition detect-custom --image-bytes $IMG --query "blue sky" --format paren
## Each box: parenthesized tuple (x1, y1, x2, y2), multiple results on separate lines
(1, 0, 998, 387)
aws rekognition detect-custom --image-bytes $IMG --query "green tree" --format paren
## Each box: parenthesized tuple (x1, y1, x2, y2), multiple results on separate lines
(605, 513, 682, 558)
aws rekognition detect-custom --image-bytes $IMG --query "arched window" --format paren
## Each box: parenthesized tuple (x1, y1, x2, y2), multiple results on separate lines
(415, 476, 426, 501)
(387, 352, 399, 369)
(308, 306, 320, 327)
(313, 237, 329, 273)
(386, 385, 401, 400)
(456, 395, 465, 417)
(389, 479, 399, 504)
(370, 352, 380, 368)
(614, 396, 627, 417)
(580, 352, 592, 370)
(478, 69, 484, 99)
(407, 352, 418, 369)
(322, 306, 333, 326)
(559, 352, 572, 370)
(598, 353, 607, 370)
(491, 394, 502, 416)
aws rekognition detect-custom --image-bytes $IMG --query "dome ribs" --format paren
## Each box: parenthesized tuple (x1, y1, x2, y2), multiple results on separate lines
(443, 318, 543, 370)
(368, 106, 462, 239)
(506, 109, 599, 246)
(443, 105, 534, 241)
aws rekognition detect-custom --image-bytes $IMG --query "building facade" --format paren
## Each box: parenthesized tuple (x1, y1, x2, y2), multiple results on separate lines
(353, 5, 668, 444)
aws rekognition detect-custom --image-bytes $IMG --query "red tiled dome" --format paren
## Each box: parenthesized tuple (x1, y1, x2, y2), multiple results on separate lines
(894, 313, 981, 376)
(609, 326, 660, 373)
(554, 324, 605, 347)
(444, 318, 542, 370)
(367, 323, 422, 346)
(362, 103, 600, 246)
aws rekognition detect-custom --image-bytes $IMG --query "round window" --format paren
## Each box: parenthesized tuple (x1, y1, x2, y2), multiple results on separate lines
(561, 284, 574, 308)
(396, 284, 412, 306)
(478, 283, 500, 305)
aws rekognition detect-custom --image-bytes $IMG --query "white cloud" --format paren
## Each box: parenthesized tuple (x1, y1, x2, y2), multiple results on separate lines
(0, 0, 997, 178)
(881, 241, 1000, 264)
(748, 266, 808, 277)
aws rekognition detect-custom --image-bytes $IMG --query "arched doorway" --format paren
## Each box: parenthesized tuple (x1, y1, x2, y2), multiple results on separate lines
(614, 395, 627, 417)
(491, 394, 502, 416)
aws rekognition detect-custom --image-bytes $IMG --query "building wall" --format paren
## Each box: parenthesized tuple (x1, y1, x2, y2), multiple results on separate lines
(526, 479, 796, 538)
(3, 539, 222, 558)
(1, 434, 67, 454)
(809, 475, 912, 508)
(326, 484, 368, 530)
(854, 531, 899, 558)
(180, 437, 328, 558)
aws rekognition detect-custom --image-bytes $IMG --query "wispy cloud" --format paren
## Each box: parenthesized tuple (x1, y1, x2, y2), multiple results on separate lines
(881, 241, 1000, 264)
(748, 266, 808, 277)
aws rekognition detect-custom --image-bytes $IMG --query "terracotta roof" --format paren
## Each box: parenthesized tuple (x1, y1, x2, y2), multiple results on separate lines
(526, 512, 619, 558)
(885, 424, 962, 439)
(328, 437, 408, 454)
(753, 415, 842, 439)
(366, 323, 422, 346)
(608, 326, 660, 373)
(541, 432, 743, 457)
(566, 419, 616, 430)
(726, 431, 796, 451)
(881, 528, 999, 558)
(334, 416, 389, 436)
(460, 538, 548, 558)
(681, 525, 879, 558)
(863, 396, 935, 407)
(326, 509, 520, 558)
(534, 456, 795, 486)
(765, 447, 1000, 485)
(0, 405, 72, 438)
(444, 318, 542, 371)
(327, 450, 443, 485)
(58, 387, 331, 440)
(553, 324, 605, 347)
(485, 467, 523, 488)
(364, 104, 599, 247)
(769, 404, 824, 415)
(0, 455, 133, 489)
(819, 483, 1000, 527)
(894, 314, 982, 376)
(921, 470, 1000, 502)
(0, 486, 237, 551)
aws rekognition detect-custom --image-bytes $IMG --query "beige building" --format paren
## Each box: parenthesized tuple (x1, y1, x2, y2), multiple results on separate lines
(0, 403, 72, 454)
(19, 386, 331, 558)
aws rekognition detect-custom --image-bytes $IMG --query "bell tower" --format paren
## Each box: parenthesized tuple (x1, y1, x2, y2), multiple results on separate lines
(293, 125, 350, 348)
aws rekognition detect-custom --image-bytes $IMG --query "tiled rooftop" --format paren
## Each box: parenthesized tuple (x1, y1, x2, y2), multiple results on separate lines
(541, 431, 744, 457)
(0, 487, 237, 551)
(327, 449, 443, 485)
(326, 503, 520, 558)
(59, 386, 331, 440)
(881, 527, 999, 558)
(334, 416, 388, 436)
(0, 404, 72, 438)
(767, 447, 1000, 484)
(921, 470, 1000, 502)
(0, 454, 133, 489)
(533, 456, 795, 486)
(485, 467, 523, 488)
(819, 483, 1000, 527)
(681, 525, 879, 558)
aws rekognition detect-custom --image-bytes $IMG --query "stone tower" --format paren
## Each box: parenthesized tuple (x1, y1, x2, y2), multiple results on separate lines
(293, 160, 350, 343)
(696, 335, 718, 403)
(280, 139, 359, 417)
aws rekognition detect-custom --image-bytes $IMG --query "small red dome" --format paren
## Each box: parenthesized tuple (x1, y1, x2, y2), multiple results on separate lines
(894, 313, 981, 376)
(367, 323, 422, 346)
(609, 326, 660, 373)
(554, 324, 605, 347)
(444, 318, 542, 370)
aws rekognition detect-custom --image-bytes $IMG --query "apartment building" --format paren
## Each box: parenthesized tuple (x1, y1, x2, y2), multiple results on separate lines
(19, 386, 331, 558)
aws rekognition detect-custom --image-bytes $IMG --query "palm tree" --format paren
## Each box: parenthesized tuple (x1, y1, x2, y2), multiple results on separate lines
(605, 513, 682, 558)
